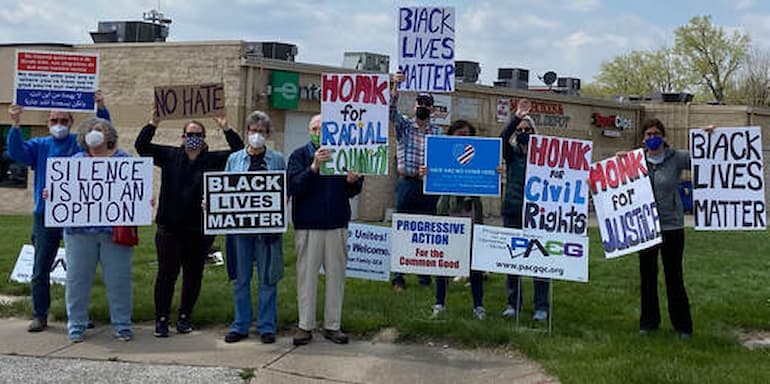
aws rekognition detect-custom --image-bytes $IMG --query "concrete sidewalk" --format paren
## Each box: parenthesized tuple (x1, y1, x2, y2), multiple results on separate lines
(0, 318, 556, 384)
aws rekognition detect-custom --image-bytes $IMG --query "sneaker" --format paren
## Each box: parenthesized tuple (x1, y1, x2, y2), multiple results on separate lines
(533, 310, 548, 321)
(154, 317, 170, 338)
(322, 329, 349, 344)
(430, 304, 446, 319)
(115, 329, 133, 342)
(27, 317, 47, 332)
(69, 330, 85, 343)
(176, 314, 192, 334)
(260, 333, 276, 344)
(473, 306, 487, 320)
(87, 321, 95, 329)
(293, 328, 313, 346)
(224, 331, 248, 343)
(502, 306, 518, 318)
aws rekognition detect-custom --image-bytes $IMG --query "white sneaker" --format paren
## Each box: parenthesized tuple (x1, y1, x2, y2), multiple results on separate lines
(533, 310, 548, 321)
(473, 306, 486, 320)
(430, 304, 445, 319)
(502, 305, 518, 317)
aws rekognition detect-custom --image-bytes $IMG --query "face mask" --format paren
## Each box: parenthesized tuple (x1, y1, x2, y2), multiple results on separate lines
(310, 133, 320, 148)
(415, 106, 431, 120)
(185, 135, 205, 150)
(50, 124, 69, 139)
(249, 133, 266, 149)
(516, 133, 531, 146)
(85, 130, 105, 148)
(645, 136, 664, 151)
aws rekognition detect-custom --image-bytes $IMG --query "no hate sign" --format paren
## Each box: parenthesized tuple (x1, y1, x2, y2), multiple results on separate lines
(154, 83, 225, 121)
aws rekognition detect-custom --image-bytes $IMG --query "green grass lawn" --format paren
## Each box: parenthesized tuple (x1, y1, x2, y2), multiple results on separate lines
(1, 214, 769, 383)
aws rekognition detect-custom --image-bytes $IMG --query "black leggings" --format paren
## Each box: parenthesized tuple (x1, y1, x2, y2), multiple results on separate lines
(154, 226, 209, 319)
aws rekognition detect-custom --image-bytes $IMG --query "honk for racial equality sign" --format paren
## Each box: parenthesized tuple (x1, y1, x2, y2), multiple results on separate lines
(44, 157, 154, 227)
(320, 73, 389, 176)
(154, 83, 225, 121)
(589, 149, 661, 258)
(204, 171, 287, 235)
(690, 127, 766, 230)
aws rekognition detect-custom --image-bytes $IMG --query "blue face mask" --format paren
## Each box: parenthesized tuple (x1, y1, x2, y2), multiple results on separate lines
(644, 136, 663, 151)
(185, 135, 205, 150)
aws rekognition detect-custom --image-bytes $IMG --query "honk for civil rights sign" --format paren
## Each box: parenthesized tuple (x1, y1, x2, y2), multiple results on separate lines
(154, 83, 225, 121)
(203, 171, 287, 235)
(390, 213, 471, 277)
(320, 73, 389, 176)
(690, 126, 766, 230)
(44, 157, 154, 227)
(589, 149, 661, 258)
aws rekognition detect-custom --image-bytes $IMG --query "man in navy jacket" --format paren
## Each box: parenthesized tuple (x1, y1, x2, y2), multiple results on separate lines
(287, 114, 363, 346)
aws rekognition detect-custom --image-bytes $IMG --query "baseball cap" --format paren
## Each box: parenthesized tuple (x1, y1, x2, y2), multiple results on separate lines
(416, 93, 434, 106)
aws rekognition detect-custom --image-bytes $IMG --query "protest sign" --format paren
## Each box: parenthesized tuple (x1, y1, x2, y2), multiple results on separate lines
(44, 157, 153, 227)
(154, 83, 225, 121)
(204, 171, 287, 235)
(322, 223, 391, 281)
(690, 127, 766, 230)
(320, 73, 390, 175)
(390, 213, 471, 277)
(14, 50, 99, 112)
(589, 149, 662, 258)
(523, 135, 592, 236)
(472, 225, 588, 283)
(397, 6, 455, 92)
(10, 245, 66, 285)
(431, 94, 452, 125)
(424, 135, 502, 196)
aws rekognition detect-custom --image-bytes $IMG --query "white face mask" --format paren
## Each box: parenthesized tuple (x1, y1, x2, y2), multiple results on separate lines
(49, 124, 69, 139)
(249, 133, 266, 149)
(85, 130, 105, 148)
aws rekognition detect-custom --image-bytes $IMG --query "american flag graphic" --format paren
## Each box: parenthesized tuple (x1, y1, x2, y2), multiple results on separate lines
(457, 144, 475, 165)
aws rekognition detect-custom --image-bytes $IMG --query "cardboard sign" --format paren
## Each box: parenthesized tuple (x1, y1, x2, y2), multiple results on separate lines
(10, 245, 67, 285)
(204, 171, 287, 235)
(320, 73, 390, 175)
(397, 6, 455, 92)
(424, 135, 502, 196)
(14, 50, 99, 112)
(523, 135, 592, 237)
(154, 83, 225, 121)
(44, 157, 154, 227)
(390, 213, 471, 277)
(471, 225, 588, 283)
(589, 149, 662, 258)
(690, 127, 766, 230)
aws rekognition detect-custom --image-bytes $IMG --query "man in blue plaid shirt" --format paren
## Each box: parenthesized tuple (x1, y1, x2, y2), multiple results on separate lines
(389, 73, 442, 291)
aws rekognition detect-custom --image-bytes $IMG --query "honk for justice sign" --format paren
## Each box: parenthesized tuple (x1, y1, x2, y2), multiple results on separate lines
(690, 127, 766, 230)
(203, 171, 287, 235)
(589, 149, 662, 258)
(320, 73, 389, 176)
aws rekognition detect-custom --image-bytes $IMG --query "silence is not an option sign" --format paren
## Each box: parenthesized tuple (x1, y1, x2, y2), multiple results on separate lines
(204, 171, 287, 235)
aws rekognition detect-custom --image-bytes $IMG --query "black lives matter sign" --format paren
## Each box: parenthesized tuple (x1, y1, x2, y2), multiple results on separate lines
(203, 171, 287, 235)
(690, 126, 766, 230)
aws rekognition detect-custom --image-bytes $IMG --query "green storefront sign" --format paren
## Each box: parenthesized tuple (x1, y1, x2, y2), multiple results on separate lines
(270, 70, 300, 110)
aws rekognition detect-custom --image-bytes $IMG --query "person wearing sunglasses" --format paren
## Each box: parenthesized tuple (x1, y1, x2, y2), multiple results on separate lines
(6, 91, 111, 333)
(134, 108, 243, 338)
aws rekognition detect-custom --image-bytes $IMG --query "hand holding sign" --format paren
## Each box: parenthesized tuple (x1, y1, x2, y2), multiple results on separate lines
(346, 169, 361, 184)
(311, 147, 332, 173)
(213, 114, 229, 130)
(515, 98, 531, 118)
(149, 106, 160, 127)
(94, 90, 105, 109)
(8, 104, 22, 126)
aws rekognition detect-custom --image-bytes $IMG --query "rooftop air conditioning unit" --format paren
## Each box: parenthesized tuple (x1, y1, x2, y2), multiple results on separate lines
(455, 61, 480, 83)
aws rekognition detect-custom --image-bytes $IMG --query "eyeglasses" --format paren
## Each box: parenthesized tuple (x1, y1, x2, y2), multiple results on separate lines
(185, 132, 204, 138)
(49, 118, 70, 125)
(515, 127, 534, 134)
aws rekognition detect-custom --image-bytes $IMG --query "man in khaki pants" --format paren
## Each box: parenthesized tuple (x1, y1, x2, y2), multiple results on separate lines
(287, 114, 363, 346)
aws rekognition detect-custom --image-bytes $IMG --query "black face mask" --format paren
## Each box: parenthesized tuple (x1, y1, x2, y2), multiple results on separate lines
(516, 133, 531, 146)
(415, 106, 431, 120)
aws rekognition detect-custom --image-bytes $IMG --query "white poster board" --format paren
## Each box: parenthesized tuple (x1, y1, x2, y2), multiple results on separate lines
(320, 73, 390, 175)
(321, 223, 392, 281)
(397, 6, 455, 92)
(690, 127, 766, 230)
(10, 245, 66, 285)
(390, 213, 471, 277)
(472, 225, 589, 283)
(589, 149, 662, 258)
(44, 157, 154, 227)
(14, 50, 99, 112)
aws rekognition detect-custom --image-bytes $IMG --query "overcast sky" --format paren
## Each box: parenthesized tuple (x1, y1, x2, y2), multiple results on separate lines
(1, 0, 768, 86)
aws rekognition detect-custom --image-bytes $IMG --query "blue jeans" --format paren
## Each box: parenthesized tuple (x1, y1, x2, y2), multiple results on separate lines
(31, 213, 63, 319)
(64, 232, 133, 338)
(230, 235, 278, 335)
(502, 215, 550, 312)
(393, 177, 438, 287)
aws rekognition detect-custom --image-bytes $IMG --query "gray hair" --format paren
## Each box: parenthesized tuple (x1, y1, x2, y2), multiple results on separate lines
(520, 115, 537, 133)
(77, 117, 118, 150)
(245, 110, 271, 132)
